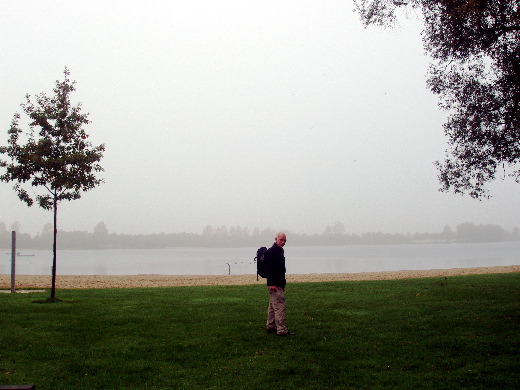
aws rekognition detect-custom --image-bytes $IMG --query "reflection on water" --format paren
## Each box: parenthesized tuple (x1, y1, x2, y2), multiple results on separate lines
(2, 241, 519, 276)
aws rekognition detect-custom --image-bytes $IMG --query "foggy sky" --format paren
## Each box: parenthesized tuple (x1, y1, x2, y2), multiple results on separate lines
(1, 1, 519, 237)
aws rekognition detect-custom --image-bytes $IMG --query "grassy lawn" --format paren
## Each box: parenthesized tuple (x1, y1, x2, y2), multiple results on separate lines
(0, 273, 518, 389)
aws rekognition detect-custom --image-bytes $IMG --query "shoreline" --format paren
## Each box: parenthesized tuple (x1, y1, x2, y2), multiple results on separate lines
(1, 265, 518, 289)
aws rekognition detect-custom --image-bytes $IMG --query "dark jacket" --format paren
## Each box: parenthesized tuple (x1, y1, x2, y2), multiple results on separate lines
(265, 242, 286, 288)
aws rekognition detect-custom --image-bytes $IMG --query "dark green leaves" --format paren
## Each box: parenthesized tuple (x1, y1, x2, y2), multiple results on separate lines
(0, 67, 105, 208)
(355, 0, 520, 198)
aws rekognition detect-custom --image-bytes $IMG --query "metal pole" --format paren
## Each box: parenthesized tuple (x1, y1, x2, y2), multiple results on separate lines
(11, 231, 16, 293)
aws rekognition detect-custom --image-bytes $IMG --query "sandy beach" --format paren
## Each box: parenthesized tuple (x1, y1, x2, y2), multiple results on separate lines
(1, 265, 518, 290)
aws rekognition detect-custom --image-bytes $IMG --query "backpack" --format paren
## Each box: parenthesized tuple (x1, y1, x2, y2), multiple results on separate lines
(255, 246, 269, 281)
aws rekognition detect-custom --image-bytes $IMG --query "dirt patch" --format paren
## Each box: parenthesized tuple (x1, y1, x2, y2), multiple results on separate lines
(1, 265, 518, 289)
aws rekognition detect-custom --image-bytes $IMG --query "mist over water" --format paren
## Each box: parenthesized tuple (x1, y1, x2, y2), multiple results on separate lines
(1, 1, 520, 239)
(4, 241, 519, 276)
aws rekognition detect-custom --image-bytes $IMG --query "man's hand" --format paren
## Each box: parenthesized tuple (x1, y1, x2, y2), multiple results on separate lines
(269, 285, 278, 292)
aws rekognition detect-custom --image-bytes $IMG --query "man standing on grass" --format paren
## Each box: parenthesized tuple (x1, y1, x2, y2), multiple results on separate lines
(265, 232, 293, 336)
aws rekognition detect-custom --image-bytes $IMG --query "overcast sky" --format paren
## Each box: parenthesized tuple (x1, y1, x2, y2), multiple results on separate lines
(1, 0, 519, 237)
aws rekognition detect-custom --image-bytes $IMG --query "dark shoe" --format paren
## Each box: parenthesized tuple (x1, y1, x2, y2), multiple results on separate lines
(277, 331, 295, 337)
(266, 328, 277, 334)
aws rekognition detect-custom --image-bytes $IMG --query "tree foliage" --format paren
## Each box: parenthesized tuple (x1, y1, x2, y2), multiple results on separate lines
(355, 0, 520, 198)
(0, 68, 105, 208)
(0, 68, 105, 298)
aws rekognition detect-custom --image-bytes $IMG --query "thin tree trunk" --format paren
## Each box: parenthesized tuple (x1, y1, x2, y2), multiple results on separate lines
(51, 198, 58, 300)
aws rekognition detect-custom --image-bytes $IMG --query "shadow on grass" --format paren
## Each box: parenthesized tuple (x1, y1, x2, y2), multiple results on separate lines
(32, 297, 81, 304)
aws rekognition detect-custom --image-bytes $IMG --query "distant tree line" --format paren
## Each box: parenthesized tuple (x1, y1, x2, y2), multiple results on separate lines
(1, 221, 518, 250)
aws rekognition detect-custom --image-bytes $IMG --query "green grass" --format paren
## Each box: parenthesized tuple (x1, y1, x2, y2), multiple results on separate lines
(1, 273, 518, 389)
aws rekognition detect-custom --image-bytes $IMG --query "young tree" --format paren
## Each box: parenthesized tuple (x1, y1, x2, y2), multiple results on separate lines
(0, 68, 105, 299)
(354, 0, 519, 198)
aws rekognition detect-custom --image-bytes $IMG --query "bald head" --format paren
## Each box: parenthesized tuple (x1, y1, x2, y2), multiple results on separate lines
(275, 232, 287, 248)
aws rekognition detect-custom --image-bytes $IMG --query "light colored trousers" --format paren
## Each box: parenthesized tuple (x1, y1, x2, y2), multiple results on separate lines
(266, 286, 288, 335)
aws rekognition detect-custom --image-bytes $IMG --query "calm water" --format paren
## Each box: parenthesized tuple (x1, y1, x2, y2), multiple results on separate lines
(2, 241, 519, 276)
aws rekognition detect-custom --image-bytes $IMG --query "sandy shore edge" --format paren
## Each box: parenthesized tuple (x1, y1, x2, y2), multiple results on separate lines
(1, 265, 518, 290)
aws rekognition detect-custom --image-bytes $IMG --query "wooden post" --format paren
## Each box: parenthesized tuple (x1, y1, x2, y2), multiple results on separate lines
(11, 231, 16, 293)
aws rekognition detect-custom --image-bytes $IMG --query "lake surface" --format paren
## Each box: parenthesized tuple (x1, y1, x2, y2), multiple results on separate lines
(2, 241, 519, 276)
